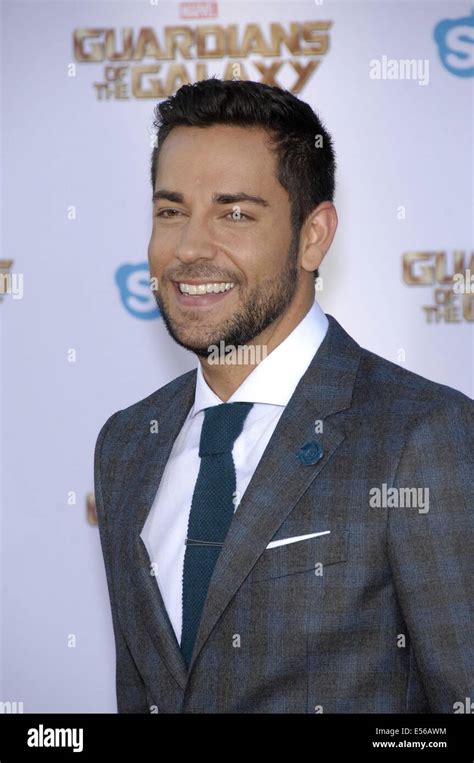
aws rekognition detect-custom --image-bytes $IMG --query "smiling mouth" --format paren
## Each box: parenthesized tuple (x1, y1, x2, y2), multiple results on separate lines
(172, 280, 237, 307)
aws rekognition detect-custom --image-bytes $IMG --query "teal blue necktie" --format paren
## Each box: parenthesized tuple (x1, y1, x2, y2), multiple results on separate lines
(181, 402, 254, 669)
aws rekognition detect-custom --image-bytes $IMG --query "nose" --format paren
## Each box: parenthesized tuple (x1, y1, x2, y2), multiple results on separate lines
(175, 215, 216, 266)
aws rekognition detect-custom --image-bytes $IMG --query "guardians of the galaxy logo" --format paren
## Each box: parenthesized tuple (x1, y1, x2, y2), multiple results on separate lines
(72, 22, 332, 99)
(403, 251, 474, 323)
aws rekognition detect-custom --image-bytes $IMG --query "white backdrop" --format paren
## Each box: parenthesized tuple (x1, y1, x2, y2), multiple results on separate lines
(2, 0, 473, 711)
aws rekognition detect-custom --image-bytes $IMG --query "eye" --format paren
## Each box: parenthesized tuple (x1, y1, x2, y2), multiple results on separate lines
(155, 208, 182, 218)
(225, 211, 252, 221)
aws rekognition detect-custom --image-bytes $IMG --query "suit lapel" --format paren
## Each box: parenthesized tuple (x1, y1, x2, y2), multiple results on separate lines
(121, 372, 195, 690)
(122, 314, 361, 689)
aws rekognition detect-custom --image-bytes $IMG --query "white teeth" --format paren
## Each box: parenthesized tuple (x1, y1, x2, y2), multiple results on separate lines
(178, 282, 235, 295)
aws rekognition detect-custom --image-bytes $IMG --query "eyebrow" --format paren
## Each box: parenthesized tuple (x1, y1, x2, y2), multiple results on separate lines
(152, 189, 270, 208)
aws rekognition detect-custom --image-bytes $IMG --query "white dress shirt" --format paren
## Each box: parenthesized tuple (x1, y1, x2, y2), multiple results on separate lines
(140, 299, 329, 645)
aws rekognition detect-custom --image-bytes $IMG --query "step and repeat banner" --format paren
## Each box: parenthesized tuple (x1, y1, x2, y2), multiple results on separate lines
(2, 0, 473, 711)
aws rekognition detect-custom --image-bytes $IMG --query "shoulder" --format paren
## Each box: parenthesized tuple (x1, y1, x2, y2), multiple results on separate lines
(94, 367, 196, 459)
(350, 347, 472, 487)
(354, 345, 472, 419)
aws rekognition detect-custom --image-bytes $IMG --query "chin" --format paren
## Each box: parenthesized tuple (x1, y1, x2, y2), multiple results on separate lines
(173, 332, 213, 357)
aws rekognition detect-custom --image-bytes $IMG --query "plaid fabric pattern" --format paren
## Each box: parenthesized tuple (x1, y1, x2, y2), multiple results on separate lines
(94, 314, 473, 713)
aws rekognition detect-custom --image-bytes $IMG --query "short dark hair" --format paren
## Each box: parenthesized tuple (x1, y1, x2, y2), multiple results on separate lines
(150, 78, 336, 280)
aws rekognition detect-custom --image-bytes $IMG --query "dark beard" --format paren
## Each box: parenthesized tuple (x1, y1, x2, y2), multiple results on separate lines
(154, 234, 299, 358)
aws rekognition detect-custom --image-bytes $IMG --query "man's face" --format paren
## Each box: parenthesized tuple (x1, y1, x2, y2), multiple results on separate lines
(148, 124, 300, 356)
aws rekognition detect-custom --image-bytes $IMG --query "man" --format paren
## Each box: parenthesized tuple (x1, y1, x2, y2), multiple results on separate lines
(94, 78, 473, 714)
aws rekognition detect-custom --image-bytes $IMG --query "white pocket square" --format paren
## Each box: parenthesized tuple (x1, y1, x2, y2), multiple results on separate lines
(266, 530, 330, 549)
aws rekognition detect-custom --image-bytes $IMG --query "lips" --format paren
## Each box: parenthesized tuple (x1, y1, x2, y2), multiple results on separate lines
(172, 280, 237, 307)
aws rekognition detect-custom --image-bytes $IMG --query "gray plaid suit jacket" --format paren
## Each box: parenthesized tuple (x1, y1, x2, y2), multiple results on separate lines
(94, 314, 473, 713)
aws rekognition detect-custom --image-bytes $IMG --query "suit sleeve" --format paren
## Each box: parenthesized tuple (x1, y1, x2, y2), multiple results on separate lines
(94, 412, 150, 714)
(388, 396, 474, 712)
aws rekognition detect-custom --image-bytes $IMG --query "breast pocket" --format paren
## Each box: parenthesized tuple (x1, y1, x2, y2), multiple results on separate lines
(247, 529, 349, 583)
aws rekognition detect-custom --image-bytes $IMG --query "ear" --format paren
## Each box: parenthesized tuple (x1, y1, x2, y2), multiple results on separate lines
(300, 202, 338, 275)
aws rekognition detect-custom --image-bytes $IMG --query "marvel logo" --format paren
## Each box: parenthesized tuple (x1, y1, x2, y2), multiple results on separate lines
(179, 2, 218, 19)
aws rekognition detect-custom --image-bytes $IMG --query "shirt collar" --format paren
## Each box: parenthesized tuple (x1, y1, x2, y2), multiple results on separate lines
(191, 299, 328, 415)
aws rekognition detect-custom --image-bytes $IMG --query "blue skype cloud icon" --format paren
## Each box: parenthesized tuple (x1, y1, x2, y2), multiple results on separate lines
(434, 11, 474, 77)
(115, 263, 160, 320)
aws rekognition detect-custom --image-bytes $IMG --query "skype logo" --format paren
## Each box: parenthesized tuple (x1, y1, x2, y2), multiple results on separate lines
(434, 11, 474, 77)
(115, 263, 160, 320)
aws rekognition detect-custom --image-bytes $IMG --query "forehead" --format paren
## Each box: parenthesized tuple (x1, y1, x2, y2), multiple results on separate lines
(155, 124, 284, 196)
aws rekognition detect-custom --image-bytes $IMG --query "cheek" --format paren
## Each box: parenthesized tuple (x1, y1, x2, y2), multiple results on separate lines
(147, 229, 172, 267)
(257, 218, 291, 254)
(147, 237, 158, 267)
(248, 236, 289, 276)
(227, 225, 276, 260)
